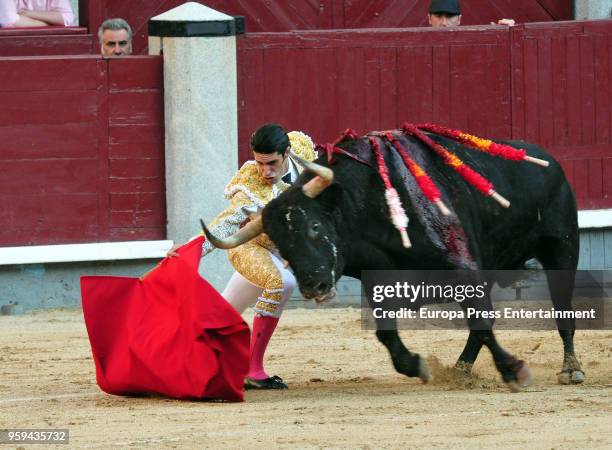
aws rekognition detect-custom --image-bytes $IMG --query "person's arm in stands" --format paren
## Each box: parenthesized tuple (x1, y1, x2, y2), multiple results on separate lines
(18, 0, 75, 26)
(9, 15, 48, 27)
(18, 10, 65, 26)
(492, 18, 515, 26)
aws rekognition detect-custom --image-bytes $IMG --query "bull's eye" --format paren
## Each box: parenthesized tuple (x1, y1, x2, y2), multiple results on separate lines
(308, 222, 320, 240)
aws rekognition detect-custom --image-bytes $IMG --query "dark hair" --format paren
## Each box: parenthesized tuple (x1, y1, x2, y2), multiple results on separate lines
(98, 18, 133, 42)
(250, 123, 289, 155)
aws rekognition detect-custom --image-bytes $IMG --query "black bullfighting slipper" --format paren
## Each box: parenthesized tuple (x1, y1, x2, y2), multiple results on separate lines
(244, 375, 288, 390)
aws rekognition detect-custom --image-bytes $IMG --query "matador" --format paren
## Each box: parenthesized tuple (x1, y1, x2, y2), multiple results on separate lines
(172, 124, 316, 390)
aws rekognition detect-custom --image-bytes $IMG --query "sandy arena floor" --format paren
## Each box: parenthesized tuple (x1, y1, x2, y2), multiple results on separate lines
(0, 307, 611, 449)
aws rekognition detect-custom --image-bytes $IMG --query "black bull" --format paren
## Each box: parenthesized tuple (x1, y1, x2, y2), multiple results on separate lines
(208, 130, 586, 390)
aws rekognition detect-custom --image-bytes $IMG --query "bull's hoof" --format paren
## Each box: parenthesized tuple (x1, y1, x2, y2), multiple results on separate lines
(507, 381, 521, 393)
(506, 365, 532, 392)
(557, 371, 571, 385)
(517, 364, 532, 387)
(453, 361, 474, 376)
(499, 356, 531, 392)
(558, 370, 585, 385)
(559, 353, 585, 384)
(571, 370, 586, 384)
(392, 353, 430, 383)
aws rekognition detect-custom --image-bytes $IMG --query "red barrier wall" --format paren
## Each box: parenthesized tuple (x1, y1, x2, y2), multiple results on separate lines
(0, 56, 165, 246)
(0, 27, 93, 57)
(511, 21, 612, 209)
(82, 0, 572, 55)
(107, 57, 165, 241)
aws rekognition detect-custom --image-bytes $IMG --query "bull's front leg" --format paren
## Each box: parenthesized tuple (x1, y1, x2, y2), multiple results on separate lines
(363, 275, 429, 383)
(375, 328, 430, 383)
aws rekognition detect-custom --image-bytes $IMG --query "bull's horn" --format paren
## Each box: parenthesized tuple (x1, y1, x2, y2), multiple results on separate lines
(290, 154, 334, 198)
(200, 216, 263, 249)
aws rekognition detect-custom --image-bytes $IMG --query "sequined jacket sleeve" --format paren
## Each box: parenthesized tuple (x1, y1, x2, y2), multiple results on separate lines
(201, 190, 262, 256)
(201, 161, 271, 256)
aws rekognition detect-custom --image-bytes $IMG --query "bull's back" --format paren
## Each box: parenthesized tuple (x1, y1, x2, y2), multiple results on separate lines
(452, 139, 576, 268)
(404, 135, 577, 269)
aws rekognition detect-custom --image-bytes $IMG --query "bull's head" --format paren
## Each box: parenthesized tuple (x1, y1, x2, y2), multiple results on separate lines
(201, 157, 343, 303)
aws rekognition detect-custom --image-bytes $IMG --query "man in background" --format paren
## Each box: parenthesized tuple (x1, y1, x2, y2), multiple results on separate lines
(428, 0, 515, 28)
(98, 18, 133, 56)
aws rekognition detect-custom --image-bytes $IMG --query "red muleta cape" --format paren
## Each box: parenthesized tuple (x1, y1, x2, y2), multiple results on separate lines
(80, 236, 250, 402)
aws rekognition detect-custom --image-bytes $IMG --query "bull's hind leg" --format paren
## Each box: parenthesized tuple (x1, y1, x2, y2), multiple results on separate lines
(459, 275, 531, 391)
(536, 237, 585, 384)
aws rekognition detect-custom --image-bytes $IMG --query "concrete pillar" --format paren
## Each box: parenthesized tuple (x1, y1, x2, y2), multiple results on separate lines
(148, 2, 243, 289)
(574, 0, 612, 20)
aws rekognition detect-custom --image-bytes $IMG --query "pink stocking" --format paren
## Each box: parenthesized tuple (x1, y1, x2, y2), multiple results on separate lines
(247, 315, 279, 380)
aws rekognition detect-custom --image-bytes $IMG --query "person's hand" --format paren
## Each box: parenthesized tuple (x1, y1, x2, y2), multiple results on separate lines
(141, 242, 181, 280)
(492, 18, 515, 26)
(166, 243, 182, 258)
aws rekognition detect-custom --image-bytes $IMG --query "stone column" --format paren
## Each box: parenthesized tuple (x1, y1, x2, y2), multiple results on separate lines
(574, 1, 611, 20)
(149, 2, 243, 289)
